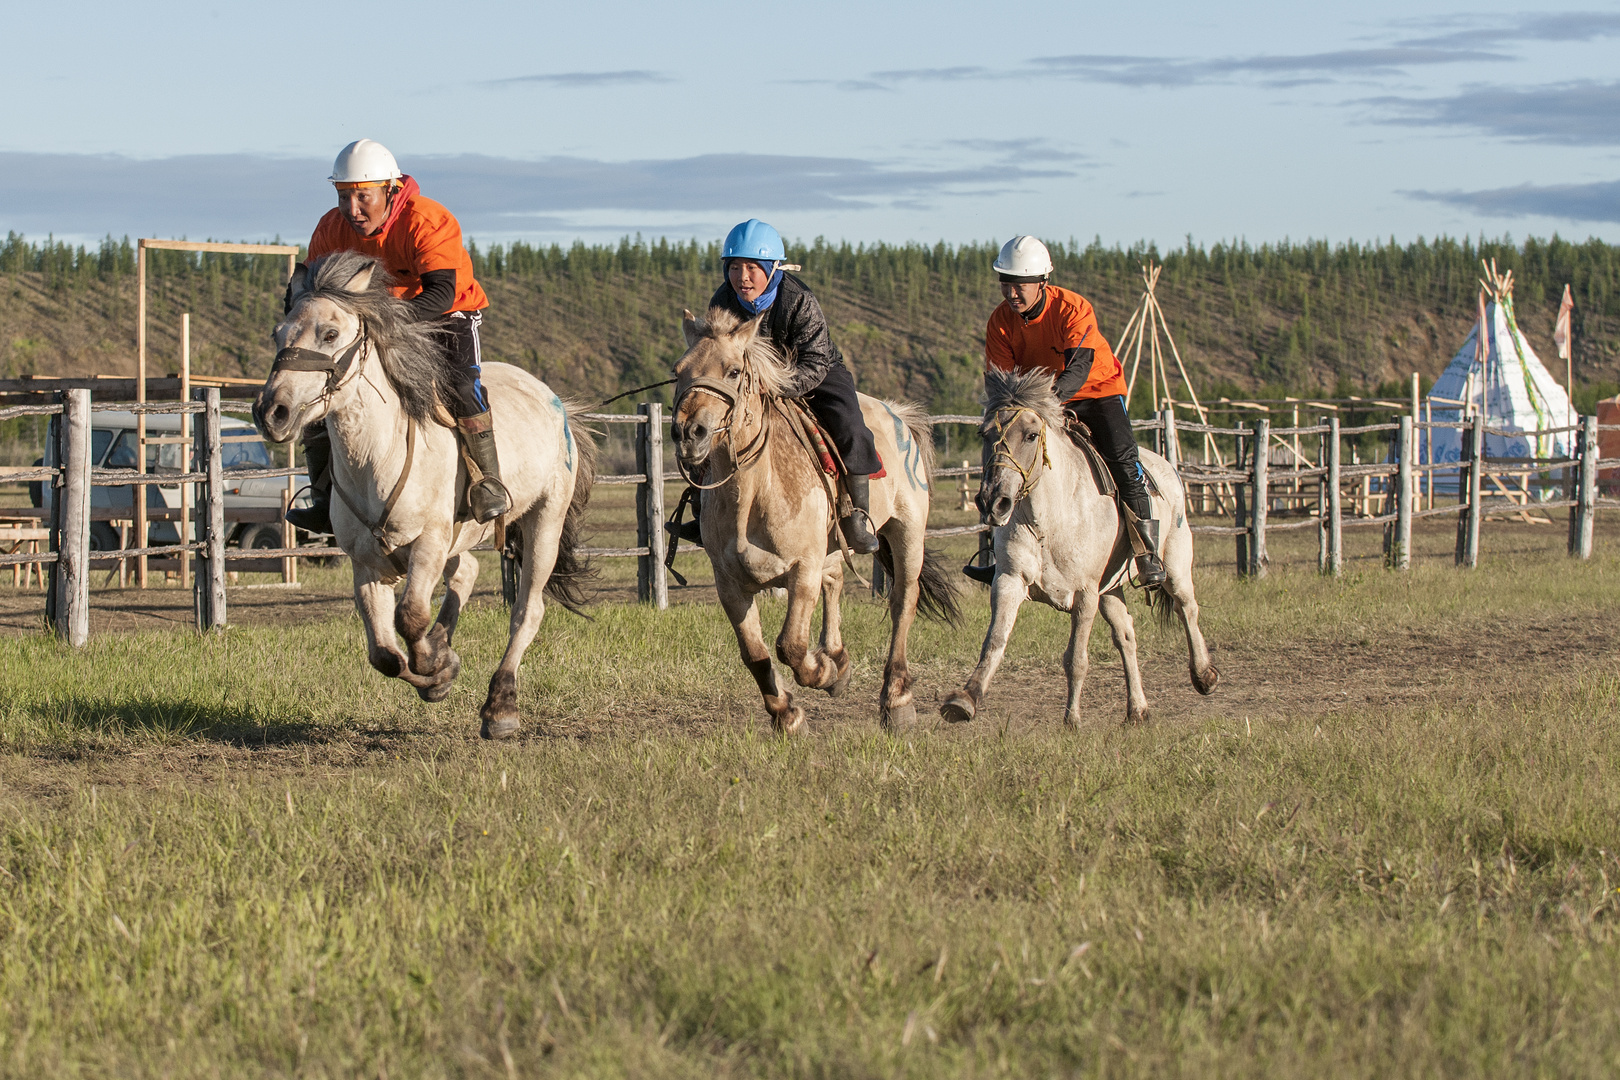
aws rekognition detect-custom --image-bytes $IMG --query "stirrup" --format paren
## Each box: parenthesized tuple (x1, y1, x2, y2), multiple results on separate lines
(962, 561, 995, 585)
(1134, 552, 1167, 589)
(665, 517, 702, 545)
(840, 509, 880, 555)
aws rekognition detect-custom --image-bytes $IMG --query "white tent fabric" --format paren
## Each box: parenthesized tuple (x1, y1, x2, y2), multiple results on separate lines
(1426, 286, 1572, 487)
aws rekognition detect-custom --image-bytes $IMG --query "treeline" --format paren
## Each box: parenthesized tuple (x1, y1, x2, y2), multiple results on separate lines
(3, 231, 1617, 414)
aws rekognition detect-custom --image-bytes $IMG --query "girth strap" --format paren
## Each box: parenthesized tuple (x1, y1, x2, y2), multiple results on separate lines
(331, 419, 416, 576)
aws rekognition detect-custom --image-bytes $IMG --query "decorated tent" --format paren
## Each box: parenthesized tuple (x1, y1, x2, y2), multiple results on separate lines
(1426, 262, 1573, 488)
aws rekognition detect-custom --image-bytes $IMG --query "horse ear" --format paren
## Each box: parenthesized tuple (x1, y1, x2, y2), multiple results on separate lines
(341, 261, 376, 293)
(737, 315, 765, 345)
(282, 262, 310, 314)
(681, 309, 701, 348)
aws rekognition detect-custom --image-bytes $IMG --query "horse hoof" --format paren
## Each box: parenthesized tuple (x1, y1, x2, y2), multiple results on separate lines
(881, 701, 916, 733)
(827, 663, 853, 699)
(1123, 709, 1152, 727)
(481, 714, 521, 740)
(1193, 664, 1220, 696)
(1063, 710, 1081, 729)
(418, 680, 453, 704)
(940, 692, 975, 724)
(775, 706, 807, 737)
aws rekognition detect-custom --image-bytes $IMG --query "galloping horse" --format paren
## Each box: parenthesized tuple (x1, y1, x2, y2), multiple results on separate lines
(672, 307, 959, 734)
(941, 368, 1217, 727)
(254, 252, 595, 740)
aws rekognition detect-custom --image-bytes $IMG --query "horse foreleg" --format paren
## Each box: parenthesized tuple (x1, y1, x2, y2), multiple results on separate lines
(776, 564, 840, 694)
(1098, 588, 1148, 725)
(719, 580, 803, 735)
(480, 508, 563, 740)
(818, 560, 852, 698)
(395, 536, 457, 691)
(880, 533, 924, 733)
(941, 573, 1026, 724)
(411, 550, 479, 702)
(354, 569, 448, 695)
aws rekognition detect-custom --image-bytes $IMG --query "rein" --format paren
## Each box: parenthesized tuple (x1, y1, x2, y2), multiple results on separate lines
(330, 417, 417, 575)
(985, 406, 1052, 503)
(672, 372, 769, 490)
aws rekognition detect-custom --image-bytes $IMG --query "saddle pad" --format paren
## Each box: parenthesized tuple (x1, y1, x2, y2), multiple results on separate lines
(796, 405, 885, 479)
(1063, 420, 1160, 500)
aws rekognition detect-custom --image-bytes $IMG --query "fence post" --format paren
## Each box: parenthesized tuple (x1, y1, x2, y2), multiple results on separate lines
(1325, 417, 1342, 576)
(1575, 414, 1598, 559)
(1461, 413, 1483, 568)
(1159, 407, 1179, 471)
(1249, 419, 1269, 578)
(52, 388, 91, 646)
(1394, 415, 1413, 570)
(193, 388, 227, 631)
(636, 402, 668, 609)
(1233, 431, 1249, 576)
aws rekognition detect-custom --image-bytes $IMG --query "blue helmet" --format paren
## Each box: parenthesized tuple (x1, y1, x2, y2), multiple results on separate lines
(723, 219, 785, 264)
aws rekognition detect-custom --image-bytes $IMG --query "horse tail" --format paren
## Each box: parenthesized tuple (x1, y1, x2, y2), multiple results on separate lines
(1149, 581, 1176, 631)
(543, 403, 599, 617)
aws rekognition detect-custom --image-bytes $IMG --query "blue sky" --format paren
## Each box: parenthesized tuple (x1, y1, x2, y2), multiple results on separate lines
(2, 0, 1616, 249)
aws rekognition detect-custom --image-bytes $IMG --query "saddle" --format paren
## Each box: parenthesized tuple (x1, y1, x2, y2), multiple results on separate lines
(1061, 413, 1160, 559)
(781, 399, 886, 482)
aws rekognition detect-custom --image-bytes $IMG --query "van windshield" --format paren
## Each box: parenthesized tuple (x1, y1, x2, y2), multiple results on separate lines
(222, 436, 273, 470)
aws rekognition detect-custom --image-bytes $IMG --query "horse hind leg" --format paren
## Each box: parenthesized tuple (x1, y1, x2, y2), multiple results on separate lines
(1099, 588, 1149, 725)
(412, 551, 478, 704)
(818, 561, 852, 698)
(480, 507, 560, 740)
(1164, 556, 1219, 695)
(879, 532, 924, 732)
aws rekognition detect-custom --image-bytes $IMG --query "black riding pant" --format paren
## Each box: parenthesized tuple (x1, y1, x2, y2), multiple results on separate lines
(1063, 395, 1152, 519)
(798, 361, 881, 475)
(441, 310, 489, 418)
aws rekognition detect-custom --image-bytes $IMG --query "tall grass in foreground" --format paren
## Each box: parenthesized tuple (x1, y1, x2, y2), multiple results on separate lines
(2, 548, 1619, 1077)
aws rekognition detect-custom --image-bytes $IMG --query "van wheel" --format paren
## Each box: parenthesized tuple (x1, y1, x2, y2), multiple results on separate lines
(237, 524, 284, 550)
(89, 523, 124, 551)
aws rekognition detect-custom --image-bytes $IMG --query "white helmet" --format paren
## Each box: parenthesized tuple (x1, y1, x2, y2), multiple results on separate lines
(993, 235, 1054, 281)
(329, 139, 402, 185)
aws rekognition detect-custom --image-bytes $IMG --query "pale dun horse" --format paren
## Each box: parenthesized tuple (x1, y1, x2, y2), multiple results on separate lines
(941, 368, 1217, 727)
(671, 307, 961, 734)
(254, 252, 596, 740)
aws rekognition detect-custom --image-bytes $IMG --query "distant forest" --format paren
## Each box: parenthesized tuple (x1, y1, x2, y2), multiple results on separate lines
(3, 230, 1617, 416)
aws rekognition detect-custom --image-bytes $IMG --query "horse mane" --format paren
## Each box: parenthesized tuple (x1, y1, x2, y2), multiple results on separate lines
(687, 305, 793, 399)
(980, 366, 1066, 434)
(294, 251, 455, 424)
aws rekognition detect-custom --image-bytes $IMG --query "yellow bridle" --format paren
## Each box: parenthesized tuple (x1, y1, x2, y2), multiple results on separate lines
(984, 406, 1052, 503)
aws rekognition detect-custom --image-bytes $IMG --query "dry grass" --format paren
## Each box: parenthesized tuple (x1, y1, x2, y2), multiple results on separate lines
(1, 514, 1619, 1077)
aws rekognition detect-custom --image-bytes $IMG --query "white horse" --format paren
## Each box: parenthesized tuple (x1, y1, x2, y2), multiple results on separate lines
(941, 368, 1217, 727)
(254, 252, 595, 739)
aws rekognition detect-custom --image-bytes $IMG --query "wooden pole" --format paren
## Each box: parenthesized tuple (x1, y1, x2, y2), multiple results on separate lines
(1574, 413, 1598, 559)
(1462, 413, 1484, 568)
(1327, 417, 1343, 576)
(54, 389, 91, 646)
(136, 241, 148, 589)
(179, 314, 191, 590)
(1395, 415, 1413, 570)
(636, 402, 668, 609)
(1234, 432, 1248, 576)
(195, 388, 227, 630)
(1249, 419, 1269, 578)
(1160, 407, 1179, 472)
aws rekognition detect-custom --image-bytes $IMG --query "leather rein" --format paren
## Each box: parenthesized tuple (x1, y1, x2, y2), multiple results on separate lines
(272, 319, 416, 573)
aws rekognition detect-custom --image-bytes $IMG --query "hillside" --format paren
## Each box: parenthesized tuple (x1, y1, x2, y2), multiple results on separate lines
(3, 233, 1618, 415)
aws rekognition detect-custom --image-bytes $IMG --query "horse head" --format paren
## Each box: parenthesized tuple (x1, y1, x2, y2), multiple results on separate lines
(976, 367, 1063, 526)
(671, 306, 787, 473)
(254, 251, 449, 445)
(254, 254, 382, 443)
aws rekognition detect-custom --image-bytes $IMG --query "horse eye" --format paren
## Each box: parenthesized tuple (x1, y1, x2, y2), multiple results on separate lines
(1025, 432, 1038, 442)
(323, 329, 338, 343)
(726, 368, 741, 380)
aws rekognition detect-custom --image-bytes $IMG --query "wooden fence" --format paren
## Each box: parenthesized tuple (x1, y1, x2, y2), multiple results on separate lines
(9, 391, 1617, 644)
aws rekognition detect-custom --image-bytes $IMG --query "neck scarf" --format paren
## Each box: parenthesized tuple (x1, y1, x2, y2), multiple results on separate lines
(733, 263, 783, 314)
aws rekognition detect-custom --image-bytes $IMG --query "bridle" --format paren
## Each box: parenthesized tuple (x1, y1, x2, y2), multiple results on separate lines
(270, 318, 370, 409)
(673, 368, 769, 490)
(983, 406, 1051, 505)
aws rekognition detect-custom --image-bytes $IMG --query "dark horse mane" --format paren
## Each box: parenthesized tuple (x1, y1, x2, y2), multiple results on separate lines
(290, 251, 455, 424)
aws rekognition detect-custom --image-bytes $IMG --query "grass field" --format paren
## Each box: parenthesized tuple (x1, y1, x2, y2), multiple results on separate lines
(2, 512, 1619, 1077)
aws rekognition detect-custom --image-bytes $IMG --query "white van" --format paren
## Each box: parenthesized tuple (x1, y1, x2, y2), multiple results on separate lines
(43, 410, 314, 551)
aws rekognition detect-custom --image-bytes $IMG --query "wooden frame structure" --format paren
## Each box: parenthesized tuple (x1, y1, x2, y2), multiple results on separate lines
(135, 239, 299, 588)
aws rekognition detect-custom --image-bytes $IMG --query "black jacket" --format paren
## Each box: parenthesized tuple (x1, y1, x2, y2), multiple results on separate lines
(709, 273, 841, 398)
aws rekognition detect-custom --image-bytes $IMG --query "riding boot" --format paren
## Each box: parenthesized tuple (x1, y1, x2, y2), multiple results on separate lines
(457, 411, 512, 523)
(664, 488, 703, 545)
(840, 473, 881, 555)
(1131, 514, 1168, 588)
(284, 426, 334, 534)
(962, 558, 995, 585)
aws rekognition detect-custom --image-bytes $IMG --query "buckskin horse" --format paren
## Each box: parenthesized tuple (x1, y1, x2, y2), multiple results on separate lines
(941, 367, 1217, 727)
(254, 252, 595, 740)
(671, 306, 959, 734)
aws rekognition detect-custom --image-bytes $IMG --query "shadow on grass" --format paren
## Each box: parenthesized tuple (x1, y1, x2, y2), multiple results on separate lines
(39, 694, 327, 746)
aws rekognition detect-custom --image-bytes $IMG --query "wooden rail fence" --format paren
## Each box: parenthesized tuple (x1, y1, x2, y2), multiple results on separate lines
(9, 391, 1615, 643)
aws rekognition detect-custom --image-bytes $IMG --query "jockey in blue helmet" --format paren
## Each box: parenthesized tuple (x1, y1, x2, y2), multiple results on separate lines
(697, 219, 881, 553)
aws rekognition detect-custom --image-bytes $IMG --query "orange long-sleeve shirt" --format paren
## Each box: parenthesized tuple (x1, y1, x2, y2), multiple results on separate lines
(308, 176, 488, 314)
(984, 284, 1126, 401)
